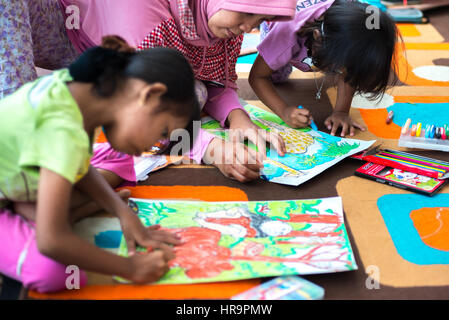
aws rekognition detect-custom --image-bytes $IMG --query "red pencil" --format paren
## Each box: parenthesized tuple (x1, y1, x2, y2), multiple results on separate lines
(363, 155, 442, 179)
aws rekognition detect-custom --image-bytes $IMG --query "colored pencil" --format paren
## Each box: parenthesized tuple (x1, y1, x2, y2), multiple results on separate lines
(384, 149, 449, 170)
(379, 152, 448, 173)
(376, 154, 446, 173)
(363, 155, 443, 179)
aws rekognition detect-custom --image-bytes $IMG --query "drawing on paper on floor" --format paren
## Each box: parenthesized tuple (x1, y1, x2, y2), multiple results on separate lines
(201, 104, 375, 186)
(116, 197, 357, 284)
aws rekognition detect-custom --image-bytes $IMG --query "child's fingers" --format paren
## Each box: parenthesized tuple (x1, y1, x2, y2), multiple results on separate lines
(235, 142, 262, 170)
(243, 129, 267, 164)
(266, 132, 286, 156)
(234, 163, 260, 181)
(340, 123, 349, 137)
(230, 166, 254, 183)
(324, 118, 333, 131)
(352, 121, 366, 131)
(125, 235, 137, 257)
(349, 125, 355, 137)
(142, 240, 176, 261)
(147, 225, 161, 231)
(291, 111, 310, 126)
(330, 122, 339, 136)
(295, 107, 311, 117)
(148, 230, 182, 245)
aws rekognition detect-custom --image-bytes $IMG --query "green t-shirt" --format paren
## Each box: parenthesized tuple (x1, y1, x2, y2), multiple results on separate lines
(0, 69, 92, 207)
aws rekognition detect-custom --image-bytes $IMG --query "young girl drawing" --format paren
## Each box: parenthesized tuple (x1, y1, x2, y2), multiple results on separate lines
(249, 0, 399, 137)
(0, 36, 200, 292)
(61, 0, 297, 183)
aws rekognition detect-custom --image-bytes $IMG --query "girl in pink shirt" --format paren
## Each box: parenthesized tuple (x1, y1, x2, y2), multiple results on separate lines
(61, 0, 297, 183)
(249, 0, 399, 137)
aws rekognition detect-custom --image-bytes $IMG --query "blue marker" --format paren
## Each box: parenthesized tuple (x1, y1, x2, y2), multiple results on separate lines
(429, 124, 435, 139)
(297, 105, 318, 131)
(425, 124, 431, 139)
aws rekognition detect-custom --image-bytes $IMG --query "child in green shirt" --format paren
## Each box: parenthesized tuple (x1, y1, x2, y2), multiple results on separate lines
(0, 36, 199, 292)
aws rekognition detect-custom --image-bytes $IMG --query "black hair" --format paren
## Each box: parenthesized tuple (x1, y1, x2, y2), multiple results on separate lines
(299, 0, 400, 99)
(69, 36, 200, 153)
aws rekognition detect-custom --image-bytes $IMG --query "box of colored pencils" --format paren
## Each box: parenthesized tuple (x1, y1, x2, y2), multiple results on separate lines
(399, 118, 449, 152)
(361, 148, 449, 179)
(355, 162, 447, 196)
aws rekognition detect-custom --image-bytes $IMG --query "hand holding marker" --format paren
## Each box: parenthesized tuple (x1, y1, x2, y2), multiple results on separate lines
(297, 105, 318, 131)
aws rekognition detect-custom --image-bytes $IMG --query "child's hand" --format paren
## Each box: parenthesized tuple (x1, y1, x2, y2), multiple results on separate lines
(120, 211, 180, 258)
(203, 137, 263, 183)
(127, 250, 170, 284)
(324, 111, 366, 137)
(282, 106, 313, 129)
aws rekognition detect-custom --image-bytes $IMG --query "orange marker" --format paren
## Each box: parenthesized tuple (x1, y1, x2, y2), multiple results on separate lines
(410, 124, 417, 136)
(386, 111, 394, 124)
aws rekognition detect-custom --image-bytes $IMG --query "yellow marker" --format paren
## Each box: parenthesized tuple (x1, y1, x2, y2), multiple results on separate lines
(416, 123, 422, 137)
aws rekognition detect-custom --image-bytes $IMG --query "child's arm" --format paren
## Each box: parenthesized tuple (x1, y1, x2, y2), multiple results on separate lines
(324, 75, 366, 137)
(75, 166, 181, 256)
(35, 167, 173, 283)
(249, 55, 314, 129)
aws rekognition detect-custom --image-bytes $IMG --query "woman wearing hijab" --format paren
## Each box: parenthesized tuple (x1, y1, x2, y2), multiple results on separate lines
(60, 0, 296, 184)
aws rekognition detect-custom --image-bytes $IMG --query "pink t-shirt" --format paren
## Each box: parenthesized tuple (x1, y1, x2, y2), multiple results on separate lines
(257, 0, 335, 72)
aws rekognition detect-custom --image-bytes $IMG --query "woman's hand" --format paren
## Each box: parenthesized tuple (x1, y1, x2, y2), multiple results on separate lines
(324, 111, 365, 137)
(227, 108, 286, 159)
(281, 106, 313, 129)
(203, 137, 263, 183)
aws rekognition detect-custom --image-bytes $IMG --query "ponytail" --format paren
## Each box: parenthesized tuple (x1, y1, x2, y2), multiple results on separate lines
(69, 36, 136, 97)
(69, 35, 200, 152)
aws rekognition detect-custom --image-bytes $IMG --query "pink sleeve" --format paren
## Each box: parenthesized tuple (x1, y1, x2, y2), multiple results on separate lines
(60, 0, 170, 52)
(203, 86, 247, 128)
(257, 22, 299, 71)
(188, 129, 215, 164)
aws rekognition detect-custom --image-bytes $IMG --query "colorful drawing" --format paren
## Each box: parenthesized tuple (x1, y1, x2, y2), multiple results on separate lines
(117, 197, 357, 285)
(202, 104, 375, 186)
(231, 275, 324, 300)
(382, 168, 440, 191)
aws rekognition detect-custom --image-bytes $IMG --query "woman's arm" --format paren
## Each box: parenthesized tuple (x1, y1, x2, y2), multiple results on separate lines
(35, 167, 173, 283)
(249, 55, 313, 128)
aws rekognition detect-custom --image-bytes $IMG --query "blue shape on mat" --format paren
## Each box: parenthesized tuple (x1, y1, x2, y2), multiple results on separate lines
(388, 103, 449, 128)
(237, 53, 257, 65)
(94, 230, 123, 249)
(377, 193, 449, 265)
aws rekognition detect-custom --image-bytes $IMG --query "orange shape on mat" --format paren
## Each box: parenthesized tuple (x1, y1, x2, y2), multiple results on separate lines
(358, 108, 402, 139)
(397, 24, 421, 37)
(358, 95, 449, 139)
(122, 185, 248, 202)
(410, 207, 449, 252)
(29, 185, 257, 300)
(394, 96, 449, 104)
(395, 43, 449, 87)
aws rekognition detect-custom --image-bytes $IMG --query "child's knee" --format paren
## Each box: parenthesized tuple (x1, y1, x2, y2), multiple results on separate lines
(23, 259, 87, 293)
